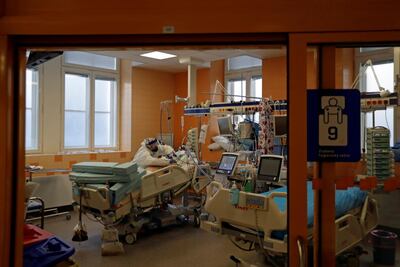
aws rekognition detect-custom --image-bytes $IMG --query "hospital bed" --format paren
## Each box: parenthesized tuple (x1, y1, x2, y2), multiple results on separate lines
(70, 160, 204, 248)
(201, 154, 379, 263)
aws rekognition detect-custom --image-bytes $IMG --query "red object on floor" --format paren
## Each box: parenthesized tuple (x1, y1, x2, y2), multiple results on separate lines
(23, 224, 54, 247)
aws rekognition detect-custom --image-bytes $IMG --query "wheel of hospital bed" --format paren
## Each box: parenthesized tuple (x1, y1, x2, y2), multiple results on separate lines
(193, 209, 201, 228)
(124, 233, 137, 245)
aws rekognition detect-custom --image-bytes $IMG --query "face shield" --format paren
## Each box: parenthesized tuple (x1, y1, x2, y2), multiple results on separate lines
(145, 138, 159, 152)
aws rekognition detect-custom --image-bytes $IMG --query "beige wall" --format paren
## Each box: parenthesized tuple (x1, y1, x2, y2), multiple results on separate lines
(120, 59, 132, 151)
(131, 68, 175, 152)
(41, 56, 63, 154)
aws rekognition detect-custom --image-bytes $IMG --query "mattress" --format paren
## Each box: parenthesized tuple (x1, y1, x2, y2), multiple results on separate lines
(71, 162, 119, 174)
(70, 163, 145, 184)
(262, 181, 367, 240)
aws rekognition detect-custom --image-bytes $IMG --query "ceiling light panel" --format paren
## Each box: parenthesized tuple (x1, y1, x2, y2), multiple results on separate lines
(140, 51, 176, 60)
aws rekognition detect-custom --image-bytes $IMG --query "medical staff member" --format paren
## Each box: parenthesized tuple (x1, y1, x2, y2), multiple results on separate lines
(133, 138, 176, 168)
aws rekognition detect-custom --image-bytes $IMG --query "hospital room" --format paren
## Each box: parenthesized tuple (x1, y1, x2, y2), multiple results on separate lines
(22, 45, 400, 267)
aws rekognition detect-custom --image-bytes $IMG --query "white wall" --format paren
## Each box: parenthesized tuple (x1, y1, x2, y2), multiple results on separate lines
(41, 56, 63, 154)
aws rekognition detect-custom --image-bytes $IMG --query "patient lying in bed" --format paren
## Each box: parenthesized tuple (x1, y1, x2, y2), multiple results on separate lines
(264, 181, 367, 239)
(202, 179, 377, 255)
(265, 181, 367, 225)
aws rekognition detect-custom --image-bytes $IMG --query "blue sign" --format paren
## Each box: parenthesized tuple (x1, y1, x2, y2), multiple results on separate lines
(307, 89, 360, 162)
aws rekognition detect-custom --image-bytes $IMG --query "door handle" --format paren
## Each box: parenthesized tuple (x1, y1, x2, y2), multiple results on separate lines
(297, 237, 306, 267)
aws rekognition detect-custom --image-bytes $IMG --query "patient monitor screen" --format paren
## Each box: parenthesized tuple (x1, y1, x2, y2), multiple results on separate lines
(274, 116, 287, 137)
(217, 154, 238, 175)
(258, 156, 282, 182)
(218, 117, 233, 136)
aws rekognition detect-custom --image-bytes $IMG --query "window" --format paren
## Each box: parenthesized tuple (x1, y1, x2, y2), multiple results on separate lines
(94, 78, 117, 147)
(64, 73, 90, 148)
(251, 76, 262, 99)
(26, 69, 40, 151)
(62, 52, 119, 151)
(63, 73, 118, 150)
(225, 55, 262, 122)
(356, 47, 395, 149)
(227, 55, 262, 71)
(227, 79, 246, 102)
(363, 62, 394, 146)
(251, 76, 263, 122)
(64, 52, 117, 71)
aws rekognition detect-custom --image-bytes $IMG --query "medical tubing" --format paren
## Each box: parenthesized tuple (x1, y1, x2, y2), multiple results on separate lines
(84, 211, 125, 228)
(185, 146, 213, 180)
(228, 235, 255, 251)
(174, 147, 213, 181)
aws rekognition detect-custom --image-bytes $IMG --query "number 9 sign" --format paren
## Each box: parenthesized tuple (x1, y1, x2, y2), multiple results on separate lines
(318, 96, 348, 146)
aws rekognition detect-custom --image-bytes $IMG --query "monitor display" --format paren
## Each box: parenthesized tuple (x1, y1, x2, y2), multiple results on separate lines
(217, 154, 238, 175)
(257, 156, 283, 182)
(218, 116, 233, 136)
(274, 116, 287, 137)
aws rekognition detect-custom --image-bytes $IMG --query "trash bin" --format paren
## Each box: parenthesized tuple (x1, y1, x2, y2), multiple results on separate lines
(370, 229, 397, 266)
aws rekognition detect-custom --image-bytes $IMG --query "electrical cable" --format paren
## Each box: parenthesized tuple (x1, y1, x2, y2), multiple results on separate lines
(80, 186, 126, 227)
(384, 108, 390, 130)
(228, 235, 255, 251)
(160, 108, 163, 143)
(254, 209, 280, 267)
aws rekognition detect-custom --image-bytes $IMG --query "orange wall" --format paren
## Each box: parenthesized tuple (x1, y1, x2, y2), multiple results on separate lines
(204, 60, 224, 162)
(173, 61, 224, 162)
(132, 68, 175, 152)
(262, 56, 286, 99)
(262, 51, 318, 99)
(2, 1, 400, 34)
(335, 48, 355, 88)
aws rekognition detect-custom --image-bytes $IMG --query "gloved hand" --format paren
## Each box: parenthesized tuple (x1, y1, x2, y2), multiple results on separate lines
(167, 152, 176, 159)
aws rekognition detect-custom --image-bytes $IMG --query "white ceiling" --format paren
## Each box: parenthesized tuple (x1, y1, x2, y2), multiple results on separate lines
(93, 48, 286, 73)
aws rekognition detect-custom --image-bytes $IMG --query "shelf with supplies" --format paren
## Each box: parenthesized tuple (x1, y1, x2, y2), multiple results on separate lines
(361, 92, 398, 112)
(184, 100, 288, 117)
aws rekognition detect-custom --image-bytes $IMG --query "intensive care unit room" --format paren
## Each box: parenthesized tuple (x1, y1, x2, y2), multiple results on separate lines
(5, 43, 400, 267)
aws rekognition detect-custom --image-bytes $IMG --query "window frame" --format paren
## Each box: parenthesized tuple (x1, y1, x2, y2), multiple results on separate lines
(225, 63, 262, 123)
(61, 64, 120, 152)
(62, 51, 120, 73)
(355, 47, 396, 146)
(93, 74, 119, 149)
(62, 70, 91, 150)
(225, 66, 262, 101)
(25, 66, 43, 154)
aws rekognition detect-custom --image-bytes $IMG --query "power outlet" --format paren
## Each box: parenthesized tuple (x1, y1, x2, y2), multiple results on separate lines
(162, 26, 175, 34)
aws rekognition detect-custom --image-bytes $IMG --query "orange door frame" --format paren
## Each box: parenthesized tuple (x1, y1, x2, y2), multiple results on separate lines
(3, 31, 400, 267)
(2, 33, 311, 267)
(289, 31, 400, 267)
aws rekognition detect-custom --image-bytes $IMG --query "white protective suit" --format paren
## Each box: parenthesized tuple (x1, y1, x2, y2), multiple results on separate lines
(133, 141, 175, 168)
